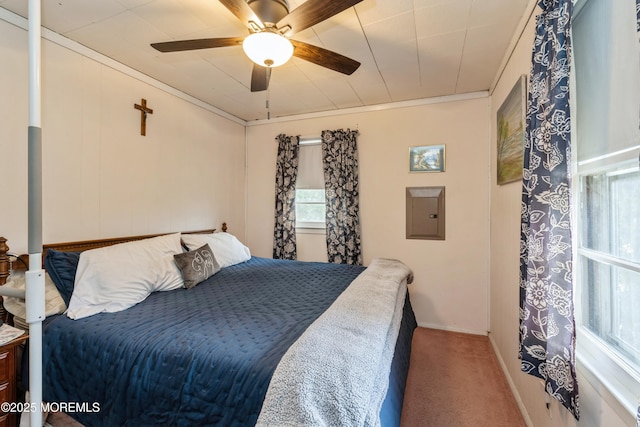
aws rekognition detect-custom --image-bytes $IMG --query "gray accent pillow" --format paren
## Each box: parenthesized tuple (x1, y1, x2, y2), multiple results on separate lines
(173, 244, 220, 289)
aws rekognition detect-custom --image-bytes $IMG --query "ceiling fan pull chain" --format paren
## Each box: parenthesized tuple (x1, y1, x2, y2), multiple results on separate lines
(266, 69, 271, 120)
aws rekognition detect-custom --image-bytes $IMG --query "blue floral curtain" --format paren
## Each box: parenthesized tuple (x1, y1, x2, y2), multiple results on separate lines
(321, 129, 362, 265)
(273, 134, 299, 260)
(519, 0, 579, 420)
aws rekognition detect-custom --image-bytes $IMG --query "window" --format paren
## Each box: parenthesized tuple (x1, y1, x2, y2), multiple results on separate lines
(295, 138, 325, 230)
(295, 189, 325, 229)
(573, 0, 640, 415)
(579, 166, 640, 367)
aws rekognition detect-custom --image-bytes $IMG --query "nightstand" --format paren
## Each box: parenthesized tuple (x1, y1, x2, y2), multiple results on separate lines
(0, 335, 28, 427)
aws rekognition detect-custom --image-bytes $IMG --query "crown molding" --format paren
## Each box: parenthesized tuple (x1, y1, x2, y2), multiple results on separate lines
(246, 91, 489, 126)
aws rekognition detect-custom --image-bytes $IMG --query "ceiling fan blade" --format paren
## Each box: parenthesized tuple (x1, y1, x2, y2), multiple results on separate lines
(291, 40, 360, 75)
(277, 0, 364, 37)
(219, 0, 264, 29)
(251, 64, 271, 92)
(151, 37, 244, 52)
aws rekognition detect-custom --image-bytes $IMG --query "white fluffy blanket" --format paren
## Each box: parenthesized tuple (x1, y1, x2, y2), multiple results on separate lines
(256, 258, 413, 427)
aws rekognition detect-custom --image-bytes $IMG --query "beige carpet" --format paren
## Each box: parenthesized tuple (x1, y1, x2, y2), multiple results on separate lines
(400, 327, 526, 427)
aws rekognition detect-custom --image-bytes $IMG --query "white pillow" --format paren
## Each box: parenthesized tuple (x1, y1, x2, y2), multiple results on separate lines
(66, 233, 184, 320)
(181, 232, 251, 268)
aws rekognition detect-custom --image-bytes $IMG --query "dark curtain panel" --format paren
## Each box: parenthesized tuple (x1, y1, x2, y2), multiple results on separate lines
(273, 134, 299, 260)
(321, 129, 362, 265)
(519, 0, 579, 420)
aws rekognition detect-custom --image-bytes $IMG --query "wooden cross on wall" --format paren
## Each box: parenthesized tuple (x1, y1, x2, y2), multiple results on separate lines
(134, 98, 153, 136)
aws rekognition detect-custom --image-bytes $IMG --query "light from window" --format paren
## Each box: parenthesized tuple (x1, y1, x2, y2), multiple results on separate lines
(296, 189, 325, 228)
(579, 167, 640, 371)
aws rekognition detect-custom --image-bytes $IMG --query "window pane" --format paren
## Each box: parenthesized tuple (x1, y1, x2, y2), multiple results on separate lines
(296, 189, 325, 203)
(581, 174, 608, 253)
(296, 203, 325, 223)
(295, 189, 326, 224)
(581, 257, 611, 334)
(610, 171, 640, 262)
(581, 169, 640, 263)
(581, 256, 640, 370)
(612, 267, 640, 364)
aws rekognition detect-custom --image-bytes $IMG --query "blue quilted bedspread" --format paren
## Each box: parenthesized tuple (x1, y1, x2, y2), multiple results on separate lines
(39, 256, 415, 426)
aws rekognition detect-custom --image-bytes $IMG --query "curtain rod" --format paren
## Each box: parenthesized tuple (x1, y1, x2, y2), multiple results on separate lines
(298, 128, 360, 146)
(299, 136, 321, 146)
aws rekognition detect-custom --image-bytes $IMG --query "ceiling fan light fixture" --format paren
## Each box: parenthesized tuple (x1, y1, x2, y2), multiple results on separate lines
(243, 32, 293, 67)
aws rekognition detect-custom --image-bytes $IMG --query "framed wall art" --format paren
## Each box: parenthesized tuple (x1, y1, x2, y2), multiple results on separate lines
(409, 144, 445, 173)
(496, 74, 527, 185)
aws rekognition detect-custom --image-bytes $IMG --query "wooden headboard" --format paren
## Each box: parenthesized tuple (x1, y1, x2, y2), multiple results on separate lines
(0, 222, 227, 282)
(0, 237, 9, 286)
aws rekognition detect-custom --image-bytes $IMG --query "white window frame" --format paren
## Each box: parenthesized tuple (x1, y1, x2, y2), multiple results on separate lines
(295, 137, 326, 233)
(574, 155, 640, 418)
(295, 189, 326, 231)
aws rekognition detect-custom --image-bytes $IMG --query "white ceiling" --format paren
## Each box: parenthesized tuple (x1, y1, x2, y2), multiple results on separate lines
(0, 0, 533, 122)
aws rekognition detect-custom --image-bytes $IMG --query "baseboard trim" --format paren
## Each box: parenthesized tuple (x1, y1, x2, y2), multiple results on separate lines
(416, 322, 487, 336)
(487, 333, 534, 427)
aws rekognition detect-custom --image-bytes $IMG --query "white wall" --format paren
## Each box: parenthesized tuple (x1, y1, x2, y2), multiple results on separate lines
(0, 18, 246, 254)
(246, 96, 492, 334)
(488, 6, 636, 427)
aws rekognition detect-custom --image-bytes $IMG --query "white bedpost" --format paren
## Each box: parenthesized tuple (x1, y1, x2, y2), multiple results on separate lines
(26, 0, 45, 426)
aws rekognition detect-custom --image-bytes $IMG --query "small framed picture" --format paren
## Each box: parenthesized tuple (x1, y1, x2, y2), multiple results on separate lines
(409, 144, 445, 173)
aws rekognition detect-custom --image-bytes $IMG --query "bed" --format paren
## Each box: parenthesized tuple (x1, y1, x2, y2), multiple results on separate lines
(0, 226, 416, 427)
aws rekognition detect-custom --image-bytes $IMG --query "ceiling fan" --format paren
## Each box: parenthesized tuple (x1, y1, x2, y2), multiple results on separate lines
(151, 0, 363, 92)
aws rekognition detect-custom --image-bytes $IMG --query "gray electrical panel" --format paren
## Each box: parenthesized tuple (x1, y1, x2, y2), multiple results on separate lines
(406, 186, 445, 240)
